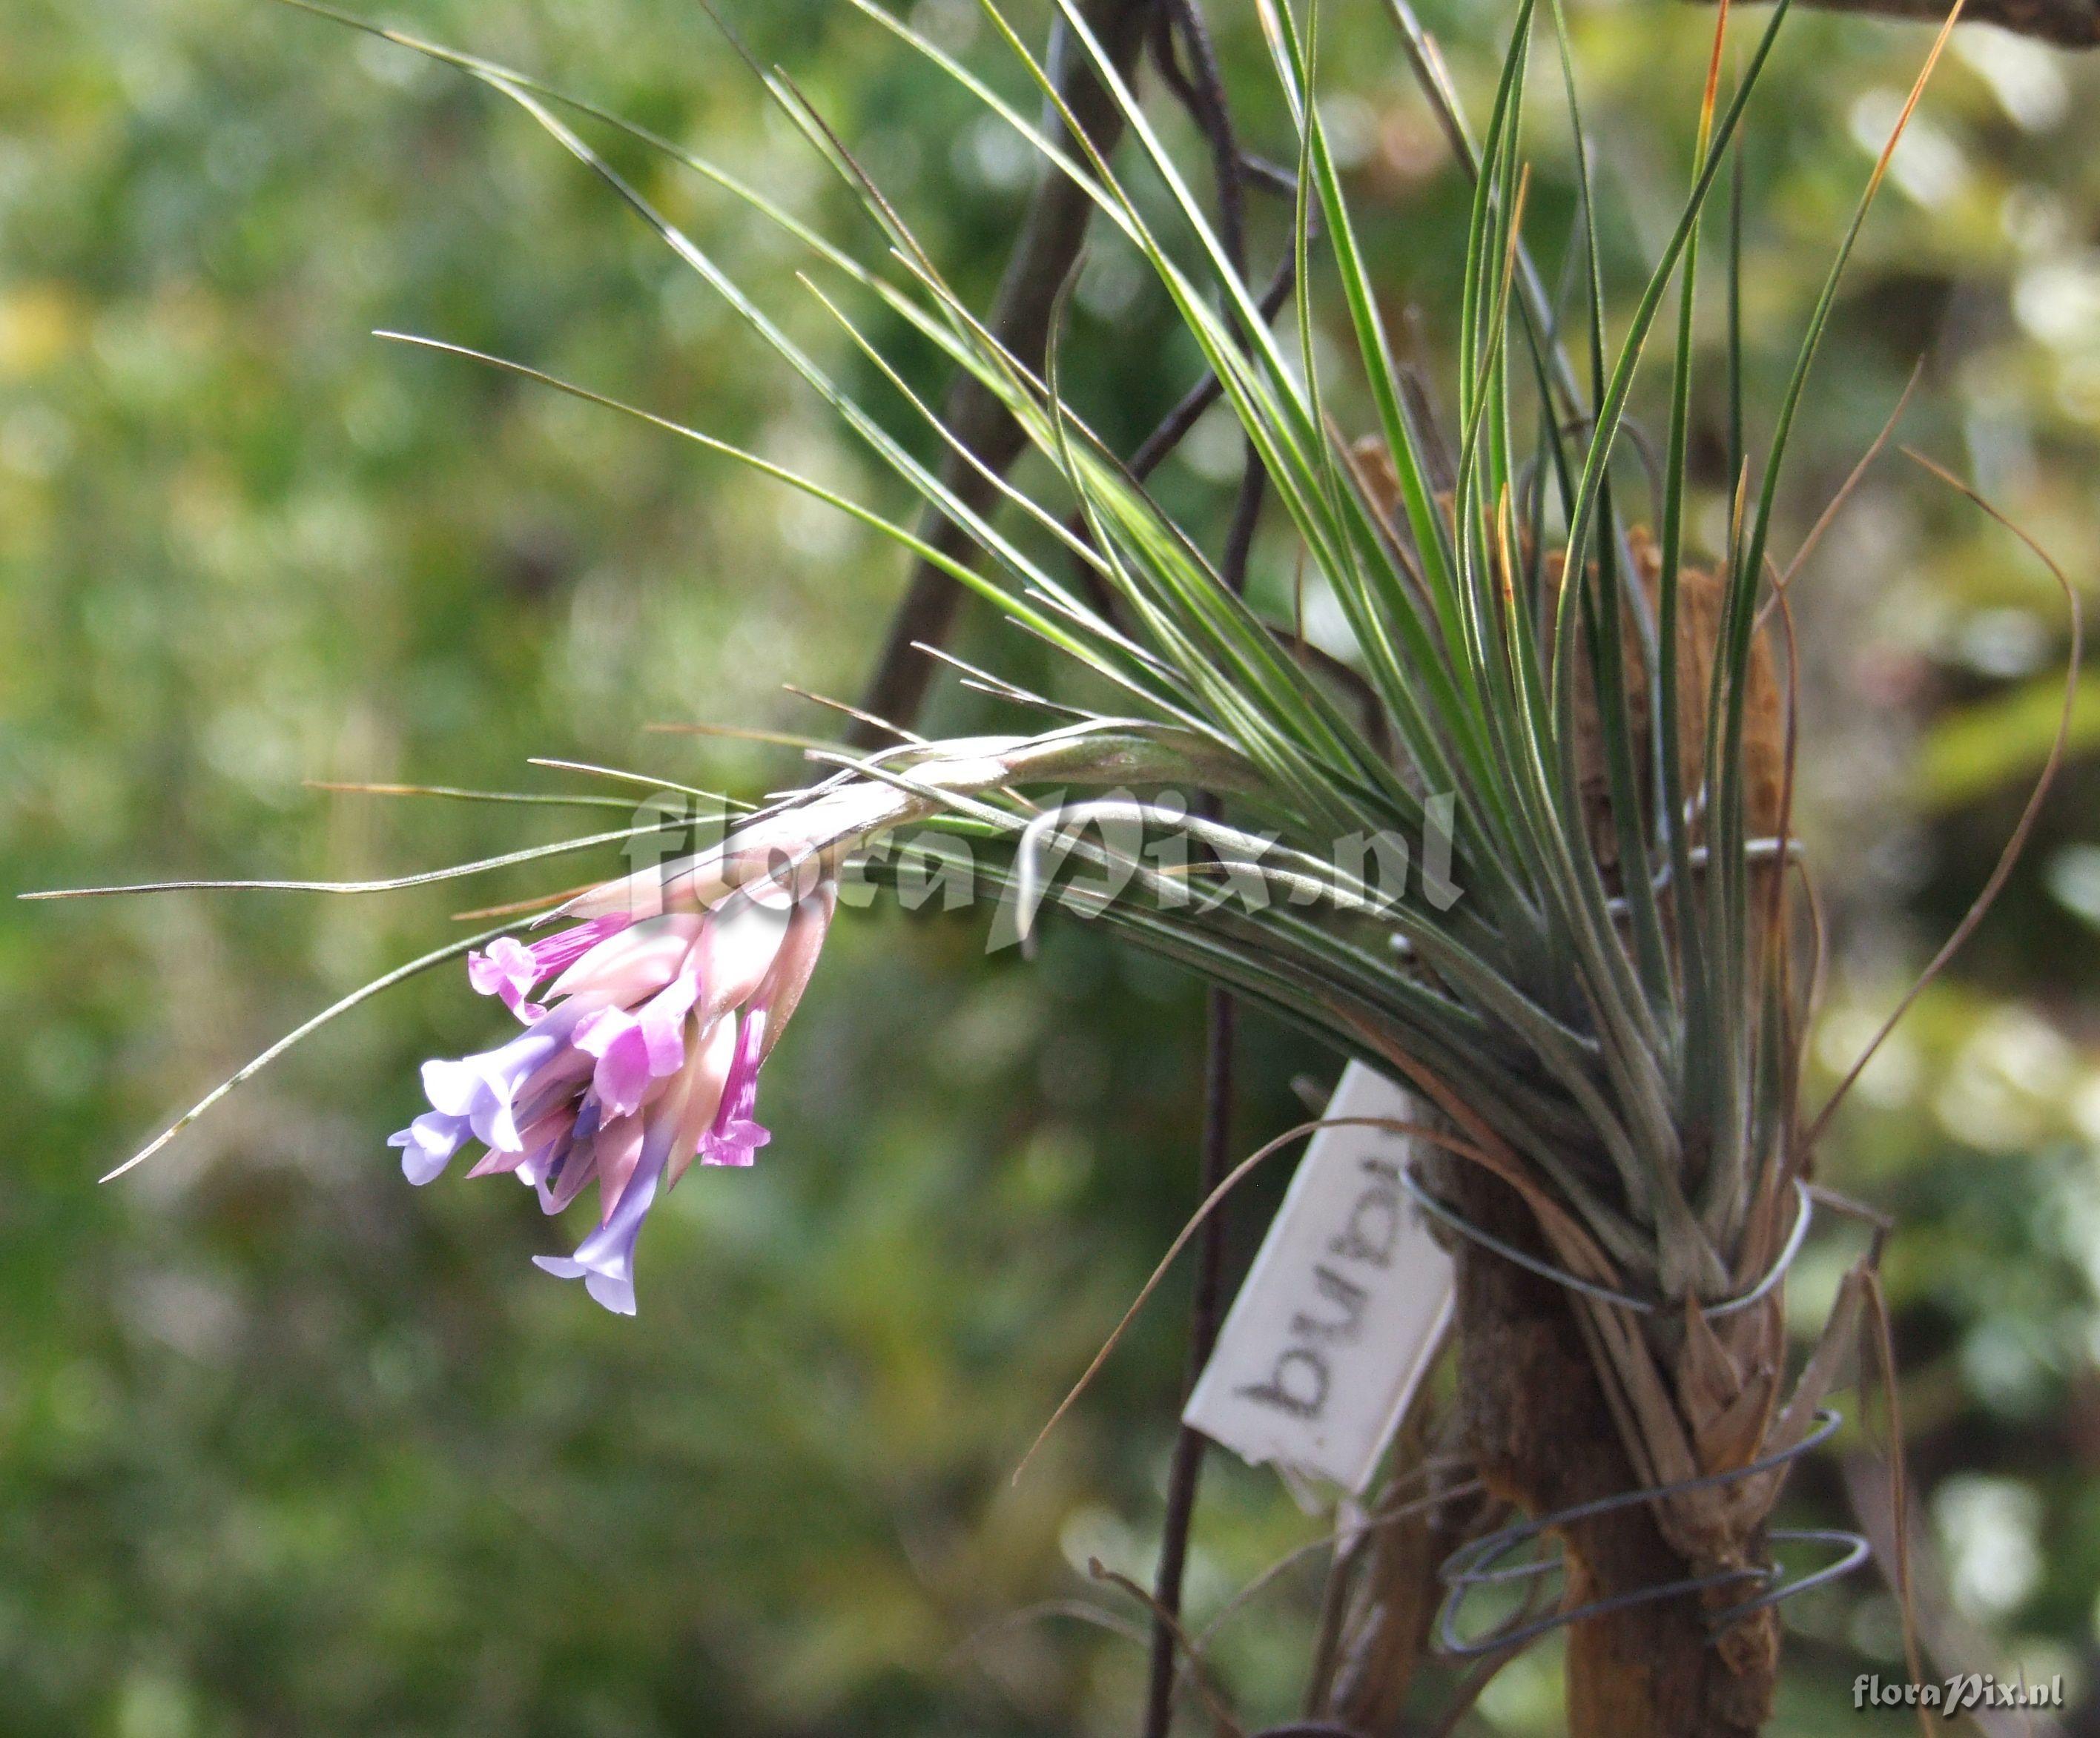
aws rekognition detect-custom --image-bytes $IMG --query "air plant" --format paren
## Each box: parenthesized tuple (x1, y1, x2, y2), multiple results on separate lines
(33, 0, 2078, 1731)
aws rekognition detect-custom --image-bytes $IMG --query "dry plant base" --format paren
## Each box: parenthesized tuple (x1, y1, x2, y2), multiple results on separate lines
(1444, 1162, 1780, 1738)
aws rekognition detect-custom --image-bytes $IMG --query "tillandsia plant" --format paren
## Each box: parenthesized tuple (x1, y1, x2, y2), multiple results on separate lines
(32, 0, 2084, 1732)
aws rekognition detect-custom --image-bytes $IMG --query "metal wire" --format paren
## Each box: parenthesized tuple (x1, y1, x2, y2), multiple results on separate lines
(1398, 1170, 1816, 1318)
(1407, 1175, 1870, 1657)
(1433, 1411, 1864, 1656)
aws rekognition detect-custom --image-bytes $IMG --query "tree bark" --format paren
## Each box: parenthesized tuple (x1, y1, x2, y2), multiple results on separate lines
(1444, 1162, 1780, 1738)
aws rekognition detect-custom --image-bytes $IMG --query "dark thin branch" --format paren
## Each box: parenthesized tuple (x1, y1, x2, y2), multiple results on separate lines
(1143, 4, 1264, 1731)
(1093, 1559, 1247, 1737)
(1219, 456, 1267, 594)
(1127, 254, 1300, 486)
(1062, 7, 1298, 627)
(1152, 0, 1247, 274)
(853, 0, 1163, 742)
(1062, 251, 1298, 624)
(1300, 1538, 1361, 1722)
(1424, 1641, 1536, 1738)
(1236, 152, 1303, 200)
(1144, 987, 1238, 1738)
(839, 16, 1279, 1737)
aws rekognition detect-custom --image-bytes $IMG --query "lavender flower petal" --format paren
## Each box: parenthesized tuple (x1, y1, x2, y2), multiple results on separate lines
(387, 1110, 472, 1186)
(532, 1101, 683, 1316)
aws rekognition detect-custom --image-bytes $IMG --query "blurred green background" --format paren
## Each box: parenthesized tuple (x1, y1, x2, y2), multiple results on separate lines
(4, 0, 2099, 1731)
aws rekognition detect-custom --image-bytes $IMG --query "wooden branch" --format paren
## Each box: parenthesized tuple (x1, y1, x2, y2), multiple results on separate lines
(853, 0, 1162, 741)
(1691, 0, 2099, 46)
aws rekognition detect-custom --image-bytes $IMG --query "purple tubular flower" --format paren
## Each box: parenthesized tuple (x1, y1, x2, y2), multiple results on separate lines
(699, 1011, 770, 1170)
(529, 1067, 698, 1317)
(417, 999, 592, 1153)
(519, 1097, 603, 1216)
(573, 973, 699, 1120)
(466, 915, 630, 1020)
(396, 868, 837, 1315)
(389, 1110, 473, 1186)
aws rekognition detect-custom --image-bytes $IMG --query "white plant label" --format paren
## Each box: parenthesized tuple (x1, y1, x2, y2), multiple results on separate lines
(1183, 1063, 1456, 1495)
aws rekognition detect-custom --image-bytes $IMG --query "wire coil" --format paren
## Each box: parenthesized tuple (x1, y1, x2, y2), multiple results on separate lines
(1401, 1170, 1872, 1657)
